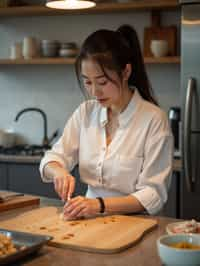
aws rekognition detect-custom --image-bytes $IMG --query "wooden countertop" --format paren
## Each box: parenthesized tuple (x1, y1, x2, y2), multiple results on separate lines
(0, 201, 178, 266)
(17, 216, 177, 266)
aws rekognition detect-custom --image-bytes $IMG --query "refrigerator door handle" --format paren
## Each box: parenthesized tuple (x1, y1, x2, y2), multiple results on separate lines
(184, 77, 196, 192)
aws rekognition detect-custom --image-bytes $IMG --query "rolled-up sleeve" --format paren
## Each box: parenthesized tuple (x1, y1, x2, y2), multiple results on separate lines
(132, 112, 174, 215)
(39, 107, 82, 182)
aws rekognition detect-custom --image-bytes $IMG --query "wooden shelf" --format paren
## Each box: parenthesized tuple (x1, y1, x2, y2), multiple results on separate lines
(0, 56, 180, 65)
(0, 58, 76, 65)
(144, 56, 180, 64)
(0, 1, 179, 17)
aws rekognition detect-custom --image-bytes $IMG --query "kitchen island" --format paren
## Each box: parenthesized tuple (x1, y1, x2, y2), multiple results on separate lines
(0, 196, 178, 266)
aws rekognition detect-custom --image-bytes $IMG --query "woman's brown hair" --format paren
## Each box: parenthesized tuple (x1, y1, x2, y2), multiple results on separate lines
(75, 24, 158, 106)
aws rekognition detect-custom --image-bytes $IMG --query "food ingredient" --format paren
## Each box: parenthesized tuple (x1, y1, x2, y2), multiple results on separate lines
(169, 241, 200, 249)
(0, 233, 17, 257)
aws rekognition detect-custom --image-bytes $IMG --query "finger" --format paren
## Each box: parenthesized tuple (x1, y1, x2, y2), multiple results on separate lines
(64, 196, 82, 209)
(62, 177, 69, 202)
(75, 206, 88, 218)
(54, 178, 62, 198)
(68, 196, 83, 204)
(67, 178, 75, 200)
(58, 178, 64, 199)
(64, 203, 85, 220)
(63, 197, 84, 214)
(53, 178, 59, 193)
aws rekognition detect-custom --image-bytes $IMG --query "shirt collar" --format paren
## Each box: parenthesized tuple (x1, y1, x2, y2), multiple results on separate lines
(100, 107, 107, 127)
(99, 88, 143, 128)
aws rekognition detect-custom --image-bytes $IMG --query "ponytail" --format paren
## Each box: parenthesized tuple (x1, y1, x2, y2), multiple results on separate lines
(117, 25, 158, 105)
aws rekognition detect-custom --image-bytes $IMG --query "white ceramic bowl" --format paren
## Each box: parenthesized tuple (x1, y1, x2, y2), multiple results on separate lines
(150, 40, 168, 57)
(157, 234, 200, 266)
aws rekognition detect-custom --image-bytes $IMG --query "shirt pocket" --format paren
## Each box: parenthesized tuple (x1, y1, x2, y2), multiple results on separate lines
(109, 155, 144, 194)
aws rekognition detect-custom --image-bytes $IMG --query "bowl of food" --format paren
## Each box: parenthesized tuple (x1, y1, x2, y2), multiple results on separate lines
(157, 234, 200, 266)
(166, 219, 200, 235)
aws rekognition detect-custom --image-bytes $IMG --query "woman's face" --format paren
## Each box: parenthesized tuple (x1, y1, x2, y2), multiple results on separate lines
(81, 59, 123, 108)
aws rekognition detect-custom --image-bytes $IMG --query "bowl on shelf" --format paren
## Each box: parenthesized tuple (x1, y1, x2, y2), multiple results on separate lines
(150, 39, 169, 57)
(157, 234, 200, 266)
(41, 40, 60, 57)
(59, 42, 78, 58)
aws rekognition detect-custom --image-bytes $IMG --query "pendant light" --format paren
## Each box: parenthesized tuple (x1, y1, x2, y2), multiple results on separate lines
(46, 0, 96, 10)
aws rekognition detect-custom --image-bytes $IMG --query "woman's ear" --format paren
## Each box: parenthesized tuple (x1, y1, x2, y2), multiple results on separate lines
(123, 63, 132, 81)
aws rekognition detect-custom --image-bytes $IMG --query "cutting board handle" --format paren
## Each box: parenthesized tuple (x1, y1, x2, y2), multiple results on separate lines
(151, 11, 161, 28)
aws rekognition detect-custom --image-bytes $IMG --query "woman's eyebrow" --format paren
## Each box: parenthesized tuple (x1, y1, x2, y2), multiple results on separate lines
(81, 74, 105, 79)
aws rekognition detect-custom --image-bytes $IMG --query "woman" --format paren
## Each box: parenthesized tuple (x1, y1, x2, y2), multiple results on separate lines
(40, 25, 173, 220)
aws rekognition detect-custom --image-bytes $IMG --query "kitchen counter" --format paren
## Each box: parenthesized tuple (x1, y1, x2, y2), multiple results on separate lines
(0, 196, 178, 266)
(0, 154, 183, 171)
(0, 154, 41, 163)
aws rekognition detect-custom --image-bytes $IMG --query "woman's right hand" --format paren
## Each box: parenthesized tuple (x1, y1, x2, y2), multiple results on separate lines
(53, 168, 75, 201)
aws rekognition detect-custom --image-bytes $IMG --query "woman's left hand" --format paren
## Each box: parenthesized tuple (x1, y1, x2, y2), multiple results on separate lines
(63, 196, 100, 220)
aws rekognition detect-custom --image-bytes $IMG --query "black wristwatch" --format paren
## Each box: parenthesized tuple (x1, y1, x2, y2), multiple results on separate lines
(96, 197, 105, 213)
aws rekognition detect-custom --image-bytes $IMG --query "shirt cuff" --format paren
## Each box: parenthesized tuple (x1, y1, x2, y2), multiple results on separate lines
(39, 153, 66, 183)
(132, 186, 163, 215)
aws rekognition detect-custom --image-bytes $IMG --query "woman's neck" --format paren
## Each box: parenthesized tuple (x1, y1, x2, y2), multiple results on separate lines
(109, 87, 134, 116)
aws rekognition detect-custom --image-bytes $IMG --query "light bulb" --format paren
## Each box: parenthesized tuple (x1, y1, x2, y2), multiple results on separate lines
(46, 0, 96, 10)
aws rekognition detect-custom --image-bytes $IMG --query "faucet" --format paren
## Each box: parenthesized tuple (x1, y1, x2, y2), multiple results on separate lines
(15, 107, 58, 147)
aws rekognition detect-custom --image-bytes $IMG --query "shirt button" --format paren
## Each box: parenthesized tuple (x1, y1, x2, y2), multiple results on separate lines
(98, 162, 102, 167)
(102, 147, 106, 151)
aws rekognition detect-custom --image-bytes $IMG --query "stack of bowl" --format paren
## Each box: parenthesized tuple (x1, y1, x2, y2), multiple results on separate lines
(59, 42, 79, 58)
(41, 40, 60, 57)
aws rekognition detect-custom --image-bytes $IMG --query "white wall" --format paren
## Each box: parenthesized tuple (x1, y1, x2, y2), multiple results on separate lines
(0, 9, 180, 144)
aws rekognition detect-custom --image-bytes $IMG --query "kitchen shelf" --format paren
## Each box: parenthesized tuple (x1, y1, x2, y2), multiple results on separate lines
(0, 58, 76, 65)
(0, 56, 180, 65)
(144, 56, 180, 64)
(0, 1, 179, 17)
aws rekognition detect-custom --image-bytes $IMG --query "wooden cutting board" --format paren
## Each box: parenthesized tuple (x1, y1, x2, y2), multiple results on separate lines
(0, 206, 158, 253)
(143, 11, 177, 57)
(0, 194, 40, 213)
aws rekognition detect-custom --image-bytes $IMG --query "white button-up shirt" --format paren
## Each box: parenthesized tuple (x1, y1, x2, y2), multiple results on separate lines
(40, 89, 173, 215)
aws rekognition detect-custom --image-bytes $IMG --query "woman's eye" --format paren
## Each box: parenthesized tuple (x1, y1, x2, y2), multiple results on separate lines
(84, 80, 91, 86)
(98, 81, 107, 86)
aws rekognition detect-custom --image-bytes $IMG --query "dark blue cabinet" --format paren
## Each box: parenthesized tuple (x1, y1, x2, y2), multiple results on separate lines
(0, 162, 87, 198)
(0, 164, 7, 190)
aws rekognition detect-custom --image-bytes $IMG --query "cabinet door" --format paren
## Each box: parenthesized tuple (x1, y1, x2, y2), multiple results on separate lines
(7, 163, 87, 198)
(0, 163, 7, 190)
(8, 163, 59, 198)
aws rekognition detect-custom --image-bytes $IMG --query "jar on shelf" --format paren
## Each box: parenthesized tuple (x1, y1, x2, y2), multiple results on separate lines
(22, 37, 38, 59)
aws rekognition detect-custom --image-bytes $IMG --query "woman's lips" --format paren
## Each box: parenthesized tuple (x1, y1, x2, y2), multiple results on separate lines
(98, 98, 108, 104)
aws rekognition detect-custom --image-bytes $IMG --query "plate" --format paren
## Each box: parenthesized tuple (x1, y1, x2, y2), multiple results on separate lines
(166, 221, 200, 235)
(0, 229, 52, 265)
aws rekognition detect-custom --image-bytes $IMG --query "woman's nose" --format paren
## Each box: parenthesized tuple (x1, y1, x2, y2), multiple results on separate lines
(91, 84, 101, 96)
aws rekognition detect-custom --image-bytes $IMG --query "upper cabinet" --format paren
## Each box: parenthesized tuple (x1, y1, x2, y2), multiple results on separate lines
(0, 0, 180, 17)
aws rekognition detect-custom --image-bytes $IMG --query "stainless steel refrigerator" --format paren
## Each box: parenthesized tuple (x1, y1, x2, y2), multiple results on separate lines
(180, 0, 200, 219)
